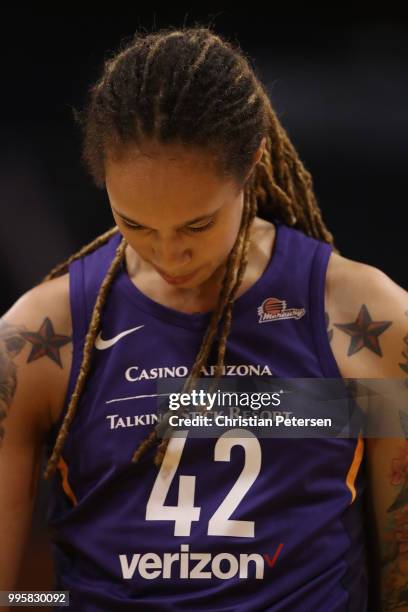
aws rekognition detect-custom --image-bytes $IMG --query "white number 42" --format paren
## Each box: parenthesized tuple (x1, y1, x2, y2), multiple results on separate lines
(145, 428, 262, 538)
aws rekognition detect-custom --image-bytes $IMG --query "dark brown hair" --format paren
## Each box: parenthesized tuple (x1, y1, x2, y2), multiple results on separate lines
(42, 24, 336, 479)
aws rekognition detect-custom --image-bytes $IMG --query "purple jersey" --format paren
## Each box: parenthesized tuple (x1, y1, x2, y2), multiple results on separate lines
(45, 219, 368, 611)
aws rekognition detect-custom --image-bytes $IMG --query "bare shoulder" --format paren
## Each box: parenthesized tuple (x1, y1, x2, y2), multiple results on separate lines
(326, 252, 406, 318)
(1, 273, 72, 433)
(325, 251, 407, 378)
(3, 273, 72, 344)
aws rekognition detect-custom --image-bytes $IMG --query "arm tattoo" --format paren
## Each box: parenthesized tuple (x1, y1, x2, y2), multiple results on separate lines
(0, 320, 26, 446)
(20, 317, 71, 368)
(333, 304, 392, 357)
(0, 317, 71, 447)
(380, 313, 408, 608)
(398, 311, 408, 388)
(382, 442, 408, 609)
(325, 311, 333, 343)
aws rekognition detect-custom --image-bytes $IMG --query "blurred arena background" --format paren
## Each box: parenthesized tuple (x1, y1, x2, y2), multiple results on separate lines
(0, 11, 406, 600)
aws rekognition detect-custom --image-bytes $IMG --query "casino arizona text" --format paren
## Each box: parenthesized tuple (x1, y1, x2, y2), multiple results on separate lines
(125, 363, 273, 382)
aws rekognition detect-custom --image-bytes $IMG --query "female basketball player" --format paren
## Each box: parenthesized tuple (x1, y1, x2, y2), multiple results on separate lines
(1, 25, 407, 611)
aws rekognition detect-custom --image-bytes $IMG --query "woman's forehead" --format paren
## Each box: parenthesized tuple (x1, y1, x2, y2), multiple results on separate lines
(105, 146, 239, 218)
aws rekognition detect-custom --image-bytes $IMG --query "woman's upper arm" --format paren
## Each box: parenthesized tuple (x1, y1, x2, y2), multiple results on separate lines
(0, 276, 72, 589)
(326, 253, 408, 607)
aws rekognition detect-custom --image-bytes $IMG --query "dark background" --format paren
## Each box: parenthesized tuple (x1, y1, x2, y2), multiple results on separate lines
(0, 11, 406, 599)
(1, 13, 407, 316)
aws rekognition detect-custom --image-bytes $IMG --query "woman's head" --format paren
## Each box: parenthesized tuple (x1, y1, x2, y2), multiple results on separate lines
(43, 24, 335, 479)
(78, 27, 269, 193)
(105, 138, 265, 291)
(75, 24, 333, 238)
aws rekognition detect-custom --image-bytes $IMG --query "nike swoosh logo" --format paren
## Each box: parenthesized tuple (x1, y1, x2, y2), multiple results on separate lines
(95, 325, 145, 350)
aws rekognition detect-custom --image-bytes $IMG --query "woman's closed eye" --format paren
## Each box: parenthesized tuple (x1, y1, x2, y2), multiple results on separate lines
(185, 219, 216, 233)
(121, 218, 216, 233)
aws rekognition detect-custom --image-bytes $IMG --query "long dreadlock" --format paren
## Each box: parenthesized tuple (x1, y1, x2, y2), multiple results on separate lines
(43, 24, 336, 480)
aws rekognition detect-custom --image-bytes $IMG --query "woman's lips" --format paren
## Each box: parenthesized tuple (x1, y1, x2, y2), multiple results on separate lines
(154, 266, 198, 285)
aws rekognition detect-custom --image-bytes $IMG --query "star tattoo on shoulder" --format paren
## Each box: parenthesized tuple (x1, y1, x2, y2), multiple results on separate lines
(333, 304, 392, 357)
(20, 317, 71, 368)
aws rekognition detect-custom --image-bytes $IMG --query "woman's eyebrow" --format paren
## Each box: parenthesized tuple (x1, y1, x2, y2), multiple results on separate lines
(111, 205, 221, 230)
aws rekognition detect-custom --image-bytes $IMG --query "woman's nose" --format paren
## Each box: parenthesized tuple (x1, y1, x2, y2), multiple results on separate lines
(151, 237, 192, 270)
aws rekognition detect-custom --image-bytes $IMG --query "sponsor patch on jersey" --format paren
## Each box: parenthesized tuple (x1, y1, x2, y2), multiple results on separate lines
(257, 297, 305, 324)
